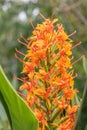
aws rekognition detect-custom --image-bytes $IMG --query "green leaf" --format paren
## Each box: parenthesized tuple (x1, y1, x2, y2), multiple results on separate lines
(71, 93, 80, 106)
(74, 81, 87, 130)
(0, 99, 11, 130)
(0, 66, 38, 130)
(83, 56, 87, 77)
(74, 56, 87, 130)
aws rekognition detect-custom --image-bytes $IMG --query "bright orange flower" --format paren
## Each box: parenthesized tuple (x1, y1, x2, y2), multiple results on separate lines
(34, 108, 47, 129)
(59, 118, 74, 130)
(68, 105, 78, 115)
(17, 16, 79, 130)
(63, 88, 77, 100)
(53, 97, 69, 110)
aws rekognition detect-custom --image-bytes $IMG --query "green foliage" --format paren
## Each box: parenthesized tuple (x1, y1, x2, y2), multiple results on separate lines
(83, 56, 87, 77)
(0, 66, 38, 130)
(74, 56, 87, 130)
(0, 101, 11, 130)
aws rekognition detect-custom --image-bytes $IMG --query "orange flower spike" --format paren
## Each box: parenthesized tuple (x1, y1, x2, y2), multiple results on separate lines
(17, 16, 80, 130)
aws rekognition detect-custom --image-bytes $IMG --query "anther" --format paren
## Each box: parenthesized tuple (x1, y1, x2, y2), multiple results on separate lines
(39, 12, 46, 20)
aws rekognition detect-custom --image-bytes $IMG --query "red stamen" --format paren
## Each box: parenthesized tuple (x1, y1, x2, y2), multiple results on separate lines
(39, 12, 46, 20)
(15, 54, 31, 69)
(15, 53, 24, 63)
(72, 56, 83, 65)
(20, 33, 28, 43)
(15, 48, 25, 56)
(71, 56, 74, 61)
(73, 73, 78, 79)
(14, 74, 25, 82)
(69, 30, 76, 37)
(29, 19, 35, 29)
(50, 13, 55, 20)
(72, 41, 82, 49)
(17, 91, 26, 100)
(17, 39, 27, 47)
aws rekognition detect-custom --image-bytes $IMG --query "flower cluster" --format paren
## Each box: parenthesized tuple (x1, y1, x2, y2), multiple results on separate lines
(17, 17, 79, 130)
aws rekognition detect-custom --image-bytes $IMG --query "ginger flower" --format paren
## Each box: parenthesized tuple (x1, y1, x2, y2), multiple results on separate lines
(16, 15, 80, 130)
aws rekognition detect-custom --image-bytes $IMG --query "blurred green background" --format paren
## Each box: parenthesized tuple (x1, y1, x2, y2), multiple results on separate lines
(0, 0, 87, 129)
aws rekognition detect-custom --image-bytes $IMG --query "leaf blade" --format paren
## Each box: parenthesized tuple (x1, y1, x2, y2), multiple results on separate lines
(0, 66, 38, 130)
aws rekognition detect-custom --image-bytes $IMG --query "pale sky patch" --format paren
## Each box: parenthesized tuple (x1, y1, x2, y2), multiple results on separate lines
(18, 11, 27, 22)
